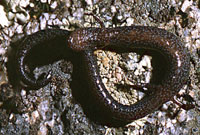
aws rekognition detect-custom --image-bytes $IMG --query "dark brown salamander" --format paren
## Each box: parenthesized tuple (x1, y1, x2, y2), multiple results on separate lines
(13, 29, 71, 89)
(9, 26, 190, 126)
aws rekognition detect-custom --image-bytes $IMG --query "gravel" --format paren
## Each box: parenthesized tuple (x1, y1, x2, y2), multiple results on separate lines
(0, 0, 200, 135)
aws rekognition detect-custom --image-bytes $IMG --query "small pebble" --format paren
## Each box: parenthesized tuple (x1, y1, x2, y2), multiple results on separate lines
(31, 111, 40, 124)
(181, 0, 193, 12)
(0, 6, 10, 27)
(16, 13, 30, 24)
(50, 1, 57, 9)
(177, 110, 187, 122)
(41, 0, 47, 3)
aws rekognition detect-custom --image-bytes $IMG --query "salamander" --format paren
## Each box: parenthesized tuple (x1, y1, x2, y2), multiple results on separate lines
(8, 26, 190, 127)
(12, 29, 71, 89)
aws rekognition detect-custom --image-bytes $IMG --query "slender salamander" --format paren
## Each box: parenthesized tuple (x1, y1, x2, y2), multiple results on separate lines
(8, 26, 190, 126)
